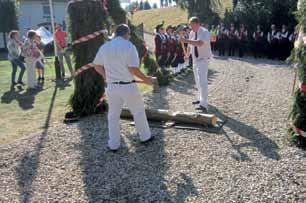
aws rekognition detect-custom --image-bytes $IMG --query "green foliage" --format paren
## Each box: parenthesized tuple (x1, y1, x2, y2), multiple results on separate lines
(0, 0, 18, 32)
(225, 0, 298, 32)
(0, 0, 18, 48)
(107, 0, 126, 24)
(176, 0, 221, 25)
(143, 53, 159, 75)
(288, 0, 306, 146)
(68, 0, 164, 115)
(67, 1, 107, 116)
(143, 1, 151, 10)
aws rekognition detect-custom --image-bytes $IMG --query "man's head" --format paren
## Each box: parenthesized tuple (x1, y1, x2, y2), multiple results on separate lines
(282, 24, 287, 31)
(257, 25, 261, 30)
(156, 23, 165, 34)
(27, 30, 37, 39)
(166, 26, 173, 34)
(9, 30, 19, 39)
(271, 24, 276, 30)
(189, 17, 200, 32)
(115, 24, 131, 40)
(55, 24, 62, 31)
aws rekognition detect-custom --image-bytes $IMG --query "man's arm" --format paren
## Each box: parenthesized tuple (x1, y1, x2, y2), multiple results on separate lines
(180, 38, 204, 47)
(94, 65, 105, 79)
(128, 67, 153, 85)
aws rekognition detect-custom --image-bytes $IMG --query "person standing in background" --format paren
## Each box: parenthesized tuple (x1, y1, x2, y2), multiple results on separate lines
(34, 35, 45, 82)
(217, 23, 227, 56)
(23, 30, 41, 89)
(210, 25, 218, 53)
(279, 24, 290, 60)
(7, 30, 26, 86)
(267, 24, 280, 60)
(54, 24, 73, 78)
(154, 23, 167, 69)
(238, 24, 248, 57)
(227, 23, 238, 57)
(180, 17, 212, 112)
(253, 25, 264, 58)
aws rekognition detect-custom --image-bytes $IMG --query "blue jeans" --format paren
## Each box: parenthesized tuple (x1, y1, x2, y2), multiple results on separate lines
(10, 58, 26, 83)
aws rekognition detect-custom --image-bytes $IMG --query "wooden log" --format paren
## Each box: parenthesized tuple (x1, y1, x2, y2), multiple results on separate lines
(121, 108, 217, 126)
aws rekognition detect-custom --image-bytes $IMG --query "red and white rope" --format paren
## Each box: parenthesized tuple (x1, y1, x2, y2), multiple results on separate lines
(74, 63, 95, 77)
(294, 127, 306, 138)
(72, 29, 108, 46)
(299, 83, 306, 93)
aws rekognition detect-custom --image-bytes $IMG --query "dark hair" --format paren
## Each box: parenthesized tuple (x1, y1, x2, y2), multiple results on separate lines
(9, 30, 18, 39)
(27, 30, 37, 39)
(189, 17, 200, 24)
(115, 24, 130, 37)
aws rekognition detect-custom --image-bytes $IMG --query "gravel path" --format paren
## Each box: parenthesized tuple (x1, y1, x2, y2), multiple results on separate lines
(0, 57, 305, 203)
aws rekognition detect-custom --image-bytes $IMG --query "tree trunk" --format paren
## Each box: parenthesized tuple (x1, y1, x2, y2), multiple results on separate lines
(67, 1, 107, 116)
(121, 108, 218, 126)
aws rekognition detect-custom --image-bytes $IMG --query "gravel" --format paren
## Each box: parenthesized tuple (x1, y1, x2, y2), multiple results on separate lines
(0, 57, 305, 203)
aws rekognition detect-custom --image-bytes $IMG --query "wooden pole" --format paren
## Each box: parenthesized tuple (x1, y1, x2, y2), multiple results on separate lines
(121, 108, 218, 126)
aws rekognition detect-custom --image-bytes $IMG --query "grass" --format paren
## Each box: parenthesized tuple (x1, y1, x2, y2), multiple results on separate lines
(132, 7, 189, 33)
(0, 55, 152, 145)
(131, 2, 232, 33)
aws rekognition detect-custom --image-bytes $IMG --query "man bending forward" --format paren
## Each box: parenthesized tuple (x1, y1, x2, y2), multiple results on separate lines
(93, 24, 154, 151)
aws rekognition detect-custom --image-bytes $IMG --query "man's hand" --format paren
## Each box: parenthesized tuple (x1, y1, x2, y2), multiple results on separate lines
(142, 76, 154, 86)
(179, 35, 187, 43)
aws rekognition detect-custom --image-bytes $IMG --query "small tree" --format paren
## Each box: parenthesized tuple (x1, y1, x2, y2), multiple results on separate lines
(68, 1, 107, 116)
(0, 0, 18, 49)
(144, 0, 151, 10)
(176, 0, 220, 25)
(288, 0, 306, 147)
(139, 0, 144, 10)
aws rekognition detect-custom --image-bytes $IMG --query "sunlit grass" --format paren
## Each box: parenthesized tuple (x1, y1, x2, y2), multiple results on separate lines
(132, 2, 233, 33)
(0, 56, 152, 145)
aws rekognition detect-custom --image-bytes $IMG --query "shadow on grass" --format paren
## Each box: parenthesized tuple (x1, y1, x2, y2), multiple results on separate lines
(15, 81, 70, 203)
(209, 105, 280, 161)
(1, 83, 44, 110)
(77, 85, 198, 202)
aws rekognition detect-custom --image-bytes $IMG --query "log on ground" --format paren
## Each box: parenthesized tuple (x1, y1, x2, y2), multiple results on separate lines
(121, 108, 218, 126)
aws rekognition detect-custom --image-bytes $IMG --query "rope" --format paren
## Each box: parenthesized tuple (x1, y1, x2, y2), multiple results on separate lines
(72, 29, 108, 46)
(74, 63, 95, 77)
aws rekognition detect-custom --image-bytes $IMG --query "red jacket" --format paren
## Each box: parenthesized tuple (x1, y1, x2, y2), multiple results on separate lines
(155, 33, 167, 55)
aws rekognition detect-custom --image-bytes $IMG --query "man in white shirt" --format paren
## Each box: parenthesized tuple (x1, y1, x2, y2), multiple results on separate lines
(93, 24, 154, 151)
(180, 17, 212, 112)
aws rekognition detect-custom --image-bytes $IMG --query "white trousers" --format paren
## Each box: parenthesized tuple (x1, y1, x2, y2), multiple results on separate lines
(25, 58, 37, 88)
(193, 59, 209, 107)
(106, 83, 152, 150)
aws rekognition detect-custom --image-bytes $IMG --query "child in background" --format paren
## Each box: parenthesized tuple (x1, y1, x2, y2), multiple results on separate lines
(34, 35, 45, 81)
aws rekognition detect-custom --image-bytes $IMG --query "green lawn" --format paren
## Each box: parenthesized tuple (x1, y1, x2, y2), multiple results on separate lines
(132, 3, 233, 33)
(0, 55, 152, 145)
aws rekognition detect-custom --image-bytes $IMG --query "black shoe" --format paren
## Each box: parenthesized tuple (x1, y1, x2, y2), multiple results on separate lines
(18, 81, 25, 85)
(41, 77, 45, 81)
(192, 100, 200, 105)
(107, 146, 119, 153)
(196, 105, 208, 113)
(141, 136, 155, 144)
(37, 77, 41, 81)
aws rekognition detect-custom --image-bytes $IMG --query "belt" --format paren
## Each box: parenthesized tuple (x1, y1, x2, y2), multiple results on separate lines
(111, 80, 136, 85)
